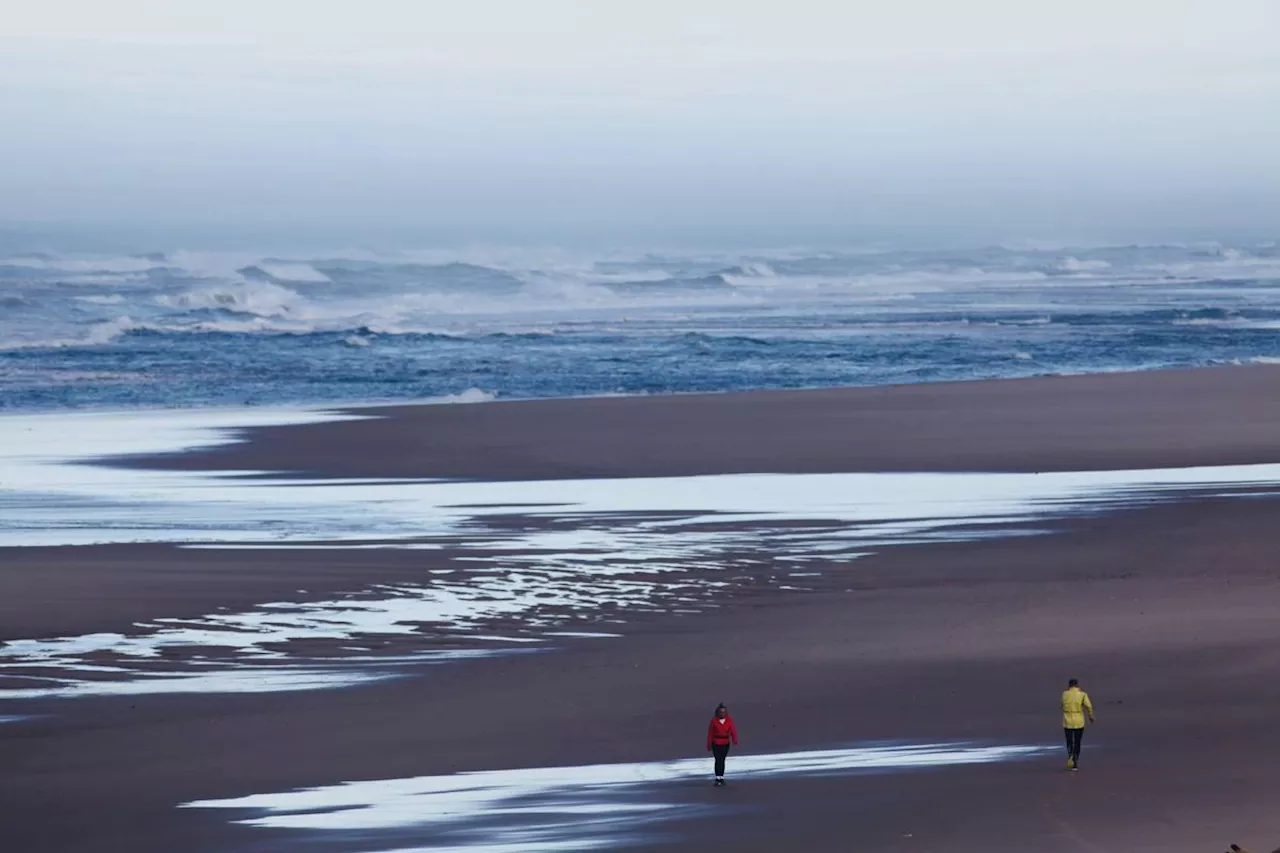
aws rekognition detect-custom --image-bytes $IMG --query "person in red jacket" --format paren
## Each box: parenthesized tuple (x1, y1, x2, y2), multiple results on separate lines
(706, 703, 739, 786)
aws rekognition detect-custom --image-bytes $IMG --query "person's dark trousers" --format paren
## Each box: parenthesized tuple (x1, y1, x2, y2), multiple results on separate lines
(712, 743, 730, 777)
(1064, 727, 1084, 765)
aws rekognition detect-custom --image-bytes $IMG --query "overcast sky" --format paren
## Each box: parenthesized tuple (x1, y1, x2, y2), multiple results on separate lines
(3, 1, 1279, 249)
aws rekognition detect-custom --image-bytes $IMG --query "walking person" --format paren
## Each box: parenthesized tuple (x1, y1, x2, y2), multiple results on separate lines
(1061, 678, 1095, 771)
(706, 703, 739, 786)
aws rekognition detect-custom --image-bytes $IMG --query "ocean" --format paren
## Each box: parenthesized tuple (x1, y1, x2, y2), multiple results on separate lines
(3, 242, 1280, 411)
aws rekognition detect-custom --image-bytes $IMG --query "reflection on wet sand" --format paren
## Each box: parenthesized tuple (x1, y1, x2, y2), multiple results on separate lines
(187, 742, 1051, 852)
(4, 408, 1280, 699)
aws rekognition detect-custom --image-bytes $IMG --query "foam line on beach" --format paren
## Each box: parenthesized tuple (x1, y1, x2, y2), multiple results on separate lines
(184, 742, 1051, 852)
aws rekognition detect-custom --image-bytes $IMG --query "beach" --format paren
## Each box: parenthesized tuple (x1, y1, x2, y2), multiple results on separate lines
(136, 364, 1280, 478)
(4, 366, 1280, 852)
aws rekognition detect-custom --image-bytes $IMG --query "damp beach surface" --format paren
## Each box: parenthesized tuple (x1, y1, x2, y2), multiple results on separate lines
(4, 368, 1280, 852)
(184, 743, 1052, 852)
(4, 385, 1280, 697)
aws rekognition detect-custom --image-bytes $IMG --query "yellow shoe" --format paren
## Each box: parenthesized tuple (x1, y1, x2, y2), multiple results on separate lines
(1066, 757, 1076, 770)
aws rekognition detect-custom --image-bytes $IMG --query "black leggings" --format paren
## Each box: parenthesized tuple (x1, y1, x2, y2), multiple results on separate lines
(1064, 727, 1084, 764)
(712, 743, 730, 777)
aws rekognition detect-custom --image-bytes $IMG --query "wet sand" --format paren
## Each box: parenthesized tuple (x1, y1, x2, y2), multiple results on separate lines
(136, 364, 1280, 479)
(5, 367, 1280, 852)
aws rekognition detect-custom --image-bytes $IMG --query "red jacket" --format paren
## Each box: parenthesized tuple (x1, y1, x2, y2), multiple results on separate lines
(707, 715, 739, 749)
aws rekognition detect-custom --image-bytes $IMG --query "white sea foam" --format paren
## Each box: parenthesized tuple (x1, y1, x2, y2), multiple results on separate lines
(156, 280, 304, 316)
(255, 262, 331, 283)
(184, 742, 1050, 851)
(72, 286, 134, 296)
(1, 256, 159, 273)
(0, 315, 144, 350)
(434, 387, 496, 404)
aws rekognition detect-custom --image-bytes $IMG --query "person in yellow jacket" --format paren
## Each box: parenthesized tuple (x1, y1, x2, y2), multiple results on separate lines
(1061, 678, 1095, 770)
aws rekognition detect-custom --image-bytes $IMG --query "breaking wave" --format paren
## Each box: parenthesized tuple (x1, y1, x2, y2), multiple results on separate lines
(3, 243, 1280, 410)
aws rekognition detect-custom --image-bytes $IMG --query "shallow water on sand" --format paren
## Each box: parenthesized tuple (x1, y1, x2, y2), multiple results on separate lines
(3, 406, 1280, 698)
(185, 741, 1052, 852)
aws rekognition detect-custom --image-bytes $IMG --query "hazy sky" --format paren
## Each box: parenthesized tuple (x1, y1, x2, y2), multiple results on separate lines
(3, 1, 1279, 248)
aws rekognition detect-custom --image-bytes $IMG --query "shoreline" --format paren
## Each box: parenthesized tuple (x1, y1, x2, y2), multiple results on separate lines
(0, 359, 1267, 423)
(115, 363, 1280, 479)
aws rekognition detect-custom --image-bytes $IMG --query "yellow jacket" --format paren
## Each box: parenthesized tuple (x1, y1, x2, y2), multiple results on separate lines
(1061, 686, 1094, 729)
